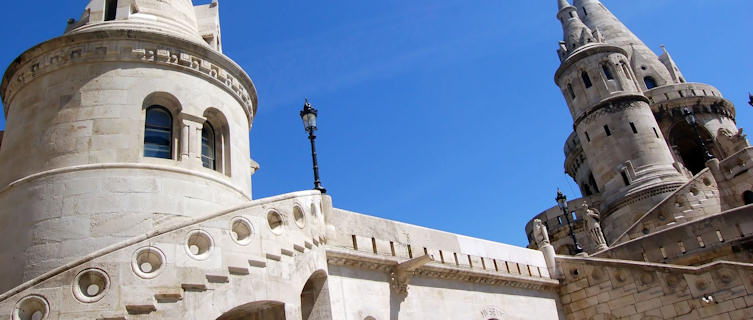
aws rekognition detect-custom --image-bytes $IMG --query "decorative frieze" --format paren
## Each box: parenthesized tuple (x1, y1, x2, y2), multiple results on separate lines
(1, 30, 256, 125)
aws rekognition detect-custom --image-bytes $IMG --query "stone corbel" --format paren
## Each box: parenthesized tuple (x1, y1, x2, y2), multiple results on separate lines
(389, 255, 433, 296)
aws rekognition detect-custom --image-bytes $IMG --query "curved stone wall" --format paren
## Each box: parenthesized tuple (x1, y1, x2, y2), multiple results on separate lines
(0, 30, 256, 292)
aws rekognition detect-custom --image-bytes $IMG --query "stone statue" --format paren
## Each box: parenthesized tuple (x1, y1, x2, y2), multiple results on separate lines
(533, 219, 550, 248)
(716, 127, 750, 158)
(582, 203, 608, 251)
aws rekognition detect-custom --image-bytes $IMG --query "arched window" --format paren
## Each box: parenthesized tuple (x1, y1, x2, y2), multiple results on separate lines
(144, 106, 172, 159)
(582, 71, 592, 88)
(201, 122, 216, 170)
(743, 191, 753, 205)
(644, 76, 658, 89)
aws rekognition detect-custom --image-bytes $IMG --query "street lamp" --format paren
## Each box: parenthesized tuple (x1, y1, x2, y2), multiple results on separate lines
(555, 189, 583, 255)
(682, 107, 714, 161)
(300, 99, 326, 193)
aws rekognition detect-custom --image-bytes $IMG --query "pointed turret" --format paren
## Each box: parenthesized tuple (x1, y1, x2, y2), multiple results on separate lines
(572, 0, 674, 90)
(556, 0, 598, 60)
(658, 45, 686, 84)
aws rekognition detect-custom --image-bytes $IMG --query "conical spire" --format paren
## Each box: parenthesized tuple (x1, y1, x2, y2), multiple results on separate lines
(558, 0, 571, 11)
(572, 0, 674, 85)
(556, 0, 596, 60)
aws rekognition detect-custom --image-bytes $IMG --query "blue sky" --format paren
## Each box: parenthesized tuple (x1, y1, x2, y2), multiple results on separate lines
(0, 1, 751, 247)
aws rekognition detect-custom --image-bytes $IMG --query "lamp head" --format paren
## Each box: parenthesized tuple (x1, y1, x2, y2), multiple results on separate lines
(556, 189, 568, 210)
(300, 98, 318, 131)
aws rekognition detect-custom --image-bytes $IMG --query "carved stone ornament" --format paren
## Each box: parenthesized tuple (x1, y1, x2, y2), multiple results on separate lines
(480, 305, 505, 319)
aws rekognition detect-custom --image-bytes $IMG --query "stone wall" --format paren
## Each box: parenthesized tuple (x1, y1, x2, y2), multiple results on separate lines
(557, 256, 753, 319)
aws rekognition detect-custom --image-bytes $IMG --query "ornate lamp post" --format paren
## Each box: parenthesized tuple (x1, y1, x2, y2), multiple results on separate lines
(556, 189, 583, 255)
(682, 107, 714, 161)
(300, 99, 326, 193)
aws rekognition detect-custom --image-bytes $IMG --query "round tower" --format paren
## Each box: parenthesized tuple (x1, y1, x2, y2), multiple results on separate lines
(554, 1, 687, 243)
(0, 0, 257, 292)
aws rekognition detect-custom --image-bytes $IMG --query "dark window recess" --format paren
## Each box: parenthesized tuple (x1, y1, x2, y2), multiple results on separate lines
(582, 71, 593, 88)
(644, 76, 658, 89)
(744, 191, 753, 205)
(621, 170, 630, 186)
(653, 127, 660, 138)
(604, 125, 611, 136)
(630, 122, 637, 134)
(583, 7, 588, 16)
(569, 11, 575, 18)
(567, 84, 576, 99)
(588, 173, 599, 193)
(602, 64, 613, 80)
(105, 0, 118, 21)
(584, 131, 590, 142)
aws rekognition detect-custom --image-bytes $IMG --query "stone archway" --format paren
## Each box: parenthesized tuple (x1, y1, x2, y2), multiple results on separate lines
(216, 301, 286, 320)
(669, 121, 716, 175)
(300, 270, 332, 320)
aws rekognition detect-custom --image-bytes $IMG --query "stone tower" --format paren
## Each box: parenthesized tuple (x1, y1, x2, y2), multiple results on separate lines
(554, 0, 688, 243)
(0, 0, 257, 293)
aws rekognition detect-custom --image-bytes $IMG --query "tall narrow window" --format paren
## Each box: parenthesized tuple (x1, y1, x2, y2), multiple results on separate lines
(653, 127, 660, 138)
(105, 0, 118, 21)
(584, 131, 591, 142)
(602, 64, 614, 80)
(582, 71, 592, 88)
(604, 125, 611, 136)
(201, 122, 216, 170)
(630, 122, 637, 134)
(621, 170, 630, 186)
(583, 7, 588, 16)
(567, 83, 576, 99)
(144, 106, 172, 159)
(644, 76, 658, 89)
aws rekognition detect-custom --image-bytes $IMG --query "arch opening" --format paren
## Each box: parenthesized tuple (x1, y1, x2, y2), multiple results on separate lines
(669, 122, 715, 175)
(301, 270, 332, 320)
(216, 301, 286, 320)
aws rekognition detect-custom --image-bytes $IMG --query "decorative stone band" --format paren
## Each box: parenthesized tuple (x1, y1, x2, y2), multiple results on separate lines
(653, 98, 736, 125)
(326, 247, 559, 292)
(603, 182, 684, 218)
(0, 29, 257, 126)
(572, 94, 651, 129)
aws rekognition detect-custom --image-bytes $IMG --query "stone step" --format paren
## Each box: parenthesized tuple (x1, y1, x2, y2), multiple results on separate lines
(125, 304, 157, 315)
(181, 283, 207, 292)
(206, 273, 230, 284)
(154, 289, 183, 303)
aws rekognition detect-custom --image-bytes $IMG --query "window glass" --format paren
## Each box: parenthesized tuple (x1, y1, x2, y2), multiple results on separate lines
(144, 106, 172, 159)
(202, 122, 216, 169)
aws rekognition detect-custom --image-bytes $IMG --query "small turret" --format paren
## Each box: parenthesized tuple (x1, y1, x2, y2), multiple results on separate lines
(572, 0, 675, 90)
(556, 0, 598, 60)
(658, 45, 686, 84)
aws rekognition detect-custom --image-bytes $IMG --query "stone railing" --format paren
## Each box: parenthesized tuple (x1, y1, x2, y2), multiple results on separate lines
(595, 205, 753, 264)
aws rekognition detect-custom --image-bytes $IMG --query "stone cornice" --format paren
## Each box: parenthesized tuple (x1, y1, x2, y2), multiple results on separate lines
(325, 247, 560, 291)
(1, 29, 257, 126)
